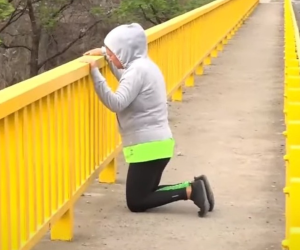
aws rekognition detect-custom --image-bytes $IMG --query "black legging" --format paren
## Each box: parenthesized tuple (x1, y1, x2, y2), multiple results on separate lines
(126, 158, 189, 212)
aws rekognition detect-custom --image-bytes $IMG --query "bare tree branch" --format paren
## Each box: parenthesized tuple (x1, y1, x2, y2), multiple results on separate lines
(50, 0, 75, 19)
(0, 41, 32, 51)
(27, 0, 41, 76)
(0, 1, 28, 33)
(38, 19, 104, 70)
(149, 4, 163, 24)
(38, 0, 75, 30)
(49, 33, 59, 48)
(139, 5, 157, 25)
(1, 30, 29, 36)
(161, 11, 171, 21)
(27, 0, 38, 32)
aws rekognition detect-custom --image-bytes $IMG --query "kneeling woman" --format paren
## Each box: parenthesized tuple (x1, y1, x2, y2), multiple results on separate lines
(82, 23, 215, 217)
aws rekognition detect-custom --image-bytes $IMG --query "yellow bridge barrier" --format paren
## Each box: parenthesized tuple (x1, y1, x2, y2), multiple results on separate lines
(0, 0, 258, 249)
(282, 0, 300, 249)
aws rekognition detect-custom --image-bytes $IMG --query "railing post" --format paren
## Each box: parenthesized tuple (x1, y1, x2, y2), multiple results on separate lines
(284, 68, 300, 119)
(211, 49, 218, 58)
(282, 2, 300, 247)
(288, 146, 300, 249)
(204, 55, 211, 65)
(283, 121, 300, 246)
(196, 64, 204, 75)
(217, 43, 223, 52)
(172, 85, 183, 101)
(283, 228, 300, 250)
(185, 74, 194, 87)
(237, 20, 242, 29)
(226, 33, 232, 41)
(51, 208, 74, 241)
(99, 157, 117, 183)
(230, 29, 235, 37)
(0, 1, 263, 249)
(233, 25, 238, 33)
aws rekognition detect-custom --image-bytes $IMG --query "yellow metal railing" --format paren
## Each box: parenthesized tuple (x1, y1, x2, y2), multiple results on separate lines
(0, 0, 259, 249)
(282, 0, 300, 249)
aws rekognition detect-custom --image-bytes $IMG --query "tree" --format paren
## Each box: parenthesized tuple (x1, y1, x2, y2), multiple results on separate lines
(0, 0, 14, 20)
(0, 0, 214, 88)
(116, 0, 216, 25)
(0, 0, 115, 80)
(116, 0, 181, 25)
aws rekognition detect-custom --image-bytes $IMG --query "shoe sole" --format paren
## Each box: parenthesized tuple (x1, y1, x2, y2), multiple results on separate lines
(194, 175, 215, 212)
(193, 180, 209, 217)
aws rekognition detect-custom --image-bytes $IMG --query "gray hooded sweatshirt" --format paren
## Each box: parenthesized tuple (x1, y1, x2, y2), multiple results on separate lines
(90, 23, 173, 147)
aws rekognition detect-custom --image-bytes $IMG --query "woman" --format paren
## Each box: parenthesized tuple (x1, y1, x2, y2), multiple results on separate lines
(81, 23, 215, 217)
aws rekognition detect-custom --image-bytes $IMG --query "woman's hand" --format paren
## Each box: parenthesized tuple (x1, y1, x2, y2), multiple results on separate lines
(81, 58, 98, 69)
(83, 48, 102, 56)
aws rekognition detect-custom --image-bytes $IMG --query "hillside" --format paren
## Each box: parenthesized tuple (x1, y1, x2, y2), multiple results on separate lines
(0, 0, 215, 89)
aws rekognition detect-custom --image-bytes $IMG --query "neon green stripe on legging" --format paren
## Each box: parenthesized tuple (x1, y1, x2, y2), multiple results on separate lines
(156, 181, 190, 191)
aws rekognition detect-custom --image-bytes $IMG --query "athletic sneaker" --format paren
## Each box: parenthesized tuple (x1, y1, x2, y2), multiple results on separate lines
(193, 175, 215, 212)
(190, 179, 209, 217)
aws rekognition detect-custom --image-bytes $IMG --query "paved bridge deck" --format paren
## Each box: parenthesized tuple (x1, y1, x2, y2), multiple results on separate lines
(33, 2, 285, 250)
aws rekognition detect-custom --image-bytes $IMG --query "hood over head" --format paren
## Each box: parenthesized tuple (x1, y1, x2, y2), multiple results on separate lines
(104, 23, 148, 68)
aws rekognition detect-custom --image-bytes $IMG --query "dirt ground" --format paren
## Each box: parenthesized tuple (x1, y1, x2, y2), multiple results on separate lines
(33, 1, 285, 250)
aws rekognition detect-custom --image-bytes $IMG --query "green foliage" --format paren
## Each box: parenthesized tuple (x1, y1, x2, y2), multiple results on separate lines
(116, 0, 177, 24)
(91, 6, 105, 16)
(37, 0, 113, 30)
(37, 0, 71, 30)
(0, 0, 14, 44)
(116, 0, 215, 24)
(0, 0, 14, 20)
(184, 0, 217, 11)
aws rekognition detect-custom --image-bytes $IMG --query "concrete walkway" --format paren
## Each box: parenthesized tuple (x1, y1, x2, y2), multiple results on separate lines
(33, 2, 285, 250)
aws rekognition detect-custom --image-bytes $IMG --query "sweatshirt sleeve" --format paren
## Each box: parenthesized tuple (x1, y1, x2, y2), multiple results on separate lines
(90, 67, 142, 113)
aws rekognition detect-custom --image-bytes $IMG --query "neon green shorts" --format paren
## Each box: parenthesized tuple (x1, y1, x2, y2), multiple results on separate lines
(122, 138, 175, 163)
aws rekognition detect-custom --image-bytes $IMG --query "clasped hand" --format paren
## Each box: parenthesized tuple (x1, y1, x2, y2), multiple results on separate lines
(80, 48, 102, 69)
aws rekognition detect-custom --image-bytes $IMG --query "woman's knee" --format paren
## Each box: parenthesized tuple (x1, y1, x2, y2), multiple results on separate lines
(126, 198, 146, 212)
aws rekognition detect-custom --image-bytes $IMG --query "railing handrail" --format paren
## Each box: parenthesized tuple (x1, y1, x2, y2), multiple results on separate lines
(282, 0, 300, 249)
(288, 0, 300, 60)
(0, 0, 230, 120)
(0, 1, 260, 250)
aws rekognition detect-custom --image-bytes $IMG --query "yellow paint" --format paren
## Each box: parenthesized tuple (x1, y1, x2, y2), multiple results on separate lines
(204, 56, 212, 65)
(0, 0, 260, 249)
(185, 74, 194, 87)
(196, 64, 204, 75)
(211, 49, 218, 58)
(51, 208, 74, 241)
(283, 1, 300, 248)
(217, 43, 223, 51)
(172, 85, 183, 102)
(99, 158, 117, 184)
